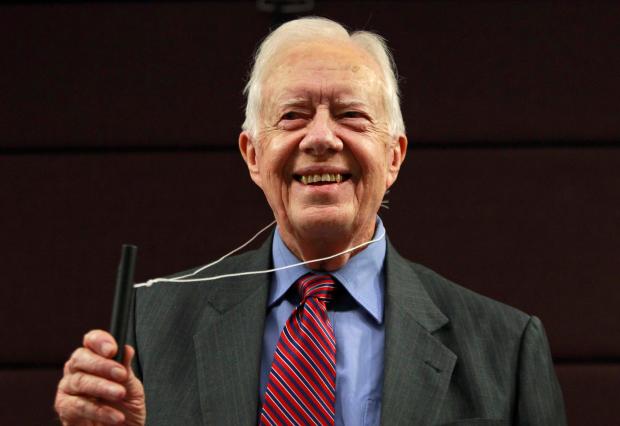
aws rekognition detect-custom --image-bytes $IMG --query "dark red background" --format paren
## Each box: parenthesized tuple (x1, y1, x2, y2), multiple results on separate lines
(1, 1, 618, 424)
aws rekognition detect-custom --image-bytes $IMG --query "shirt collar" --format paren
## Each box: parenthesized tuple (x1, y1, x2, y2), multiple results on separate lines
(270, 217, 386, 324)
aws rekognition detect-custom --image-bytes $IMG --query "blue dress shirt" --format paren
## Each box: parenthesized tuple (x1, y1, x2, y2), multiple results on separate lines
(260, 218, 386, 425)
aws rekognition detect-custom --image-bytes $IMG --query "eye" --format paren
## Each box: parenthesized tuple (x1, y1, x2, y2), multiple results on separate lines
(340, 111, 366, 119)
(336, 110, 372, 132)
(281, 111, 302, 121)
(277, 111, 308, 130)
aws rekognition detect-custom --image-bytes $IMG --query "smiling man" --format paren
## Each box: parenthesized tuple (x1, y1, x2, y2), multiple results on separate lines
(55, 17, 566, 425)
(239, 37, 406, 271)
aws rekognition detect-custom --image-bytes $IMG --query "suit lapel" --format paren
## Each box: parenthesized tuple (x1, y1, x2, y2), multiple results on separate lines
(381, 242, 457, 425)
(188, 235, 456, 424)
(193, 238, 272, 425)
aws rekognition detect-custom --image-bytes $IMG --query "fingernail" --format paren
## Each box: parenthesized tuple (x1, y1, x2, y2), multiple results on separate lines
(108, 386, 125, 399)
(101, 343, 114, 356)
(111, 367, 125, 381)
(109, 412, 124, 424)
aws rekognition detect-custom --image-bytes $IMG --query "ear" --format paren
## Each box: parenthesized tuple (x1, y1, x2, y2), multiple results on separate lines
(386, 134, 408, 189)
(238, 131, 263, 188)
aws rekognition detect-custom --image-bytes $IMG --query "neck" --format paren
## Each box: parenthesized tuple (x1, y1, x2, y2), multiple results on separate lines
(278, 221, 377, 271)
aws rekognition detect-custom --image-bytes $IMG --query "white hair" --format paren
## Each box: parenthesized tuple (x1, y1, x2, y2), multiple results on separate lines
(242, 16, 405, 139)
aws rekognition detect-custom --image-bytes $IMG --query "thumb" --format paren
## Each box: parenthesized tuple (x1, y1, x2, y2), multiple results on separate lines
(121, 345, 144, 397)
(122, 344, 135, 371)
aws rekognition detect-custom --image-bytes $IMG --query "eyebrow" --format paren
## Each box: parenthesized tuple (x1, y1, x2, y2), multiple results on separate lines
(332, 99, 370, 109)
(277, 97, 370, 110)
(278, 98, 312, 110)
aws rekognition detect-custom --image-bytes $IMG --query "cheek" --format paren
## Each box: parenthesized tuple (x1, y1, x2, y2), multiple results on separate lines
(344, 140, 390, 178)
(349, 146, 391, 199)
(256, 143, 298, 208)
(258, 141, 292, 178)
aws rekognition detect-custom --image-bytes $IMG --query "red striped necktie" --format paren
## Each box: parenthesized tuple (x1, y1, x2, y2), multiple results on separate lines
(259, 274, 337, 425)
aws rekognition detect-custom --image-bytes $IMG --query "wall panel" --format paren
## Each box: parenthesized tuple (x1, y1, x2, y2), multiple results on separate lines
(556, 364, 620, 425)
(2, 2, 618, 424)
(2, 149, 618, 362)
(0, 369, 62, 426)
(1, 1, 618, 147)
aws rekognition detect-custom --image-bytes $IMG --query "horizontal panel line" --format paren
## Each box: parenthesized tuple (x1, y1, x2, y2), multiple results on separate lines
(2, 0, 249, 4)
(0, 145, 235, 156)
(1, 358, 619, 370)
(553, 358, 620, 365)
(0, 363, 63, 370)
(1, 140, 620, 156)
(413, 140, 620, 150)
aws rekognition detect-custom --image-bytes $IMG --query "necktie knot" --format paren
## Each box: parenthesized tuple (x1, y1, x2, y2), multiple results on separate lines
(297, 273, 336, 302)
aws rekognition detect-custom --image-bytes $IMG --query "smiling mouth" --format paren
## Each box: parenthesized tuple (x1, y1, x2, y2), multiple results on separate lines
(294, 173, 352, 185)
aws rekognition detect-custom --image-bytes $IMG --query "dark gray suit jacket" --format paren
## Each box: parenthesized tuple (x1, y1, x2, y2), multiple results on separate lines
(130, 236, 567, 425)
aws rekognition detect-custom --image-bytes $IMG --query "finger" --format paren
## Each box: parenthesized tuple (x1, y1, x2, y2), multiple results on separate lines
(59, 371, 126, 402)
(56, 393, 125, 425)
(66, 347, 128, 382)
(83, 329, 118, 358)
(122, 344, 135, 372)
(121, 345, 145, 398)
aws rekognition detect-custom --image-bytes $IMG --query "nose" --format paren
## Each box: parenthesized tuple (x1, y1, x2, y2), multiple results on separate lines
(299, 109, 343, 156)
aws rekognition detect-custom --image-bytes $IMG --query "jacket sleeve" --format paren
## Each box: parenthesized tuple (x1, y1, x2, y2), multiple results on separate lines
(516, 315, 567, 425)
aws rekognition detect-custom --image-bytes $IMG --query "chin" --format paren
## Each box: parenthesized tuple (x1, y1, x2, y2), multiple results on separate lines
(292, 208, 356, 238)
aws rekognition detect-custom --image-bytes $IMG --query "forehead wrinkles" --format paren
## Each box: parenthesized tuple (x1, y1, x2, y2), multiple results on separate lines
(275, 85, 377, 109)
(261, 44, 386, 117)
(273, 43, 383, 83)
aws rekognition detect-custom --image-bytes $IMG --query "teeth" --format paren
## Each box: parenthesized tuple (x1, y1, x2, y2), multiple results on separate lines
(299, 173, 343, 185)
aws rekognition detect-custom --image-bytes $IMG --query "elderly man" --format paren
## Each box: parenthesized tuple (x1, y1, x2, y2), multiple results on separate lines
(55, 17, 566, 425)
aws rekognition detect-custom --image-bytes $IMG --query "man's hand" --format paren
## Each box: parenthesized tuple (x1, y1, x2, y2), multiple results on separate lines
(54, 330, 146, 426)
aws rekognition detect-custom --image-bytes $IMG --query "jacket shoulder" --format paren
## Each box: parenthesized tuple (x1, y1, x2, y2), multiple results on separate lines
(132, 236, 272, 348)
(407, 260, 532, 341)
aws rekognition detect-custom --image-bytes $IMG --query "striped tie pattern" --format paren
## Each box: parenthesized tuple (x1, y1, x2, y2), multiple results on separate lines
(260, 274, 337, 425)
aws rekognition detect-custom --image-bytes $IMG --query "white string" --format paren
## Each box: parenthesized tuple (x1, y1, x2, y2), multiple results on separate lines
(168, 219, 277, 281)
(134, 223, 385, 288)
(134, 219, 276, 288)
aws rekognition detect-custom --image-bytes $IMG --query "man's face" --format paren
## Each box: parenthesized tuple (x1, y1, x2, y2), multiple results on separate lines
(240, 40, 406, 260)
